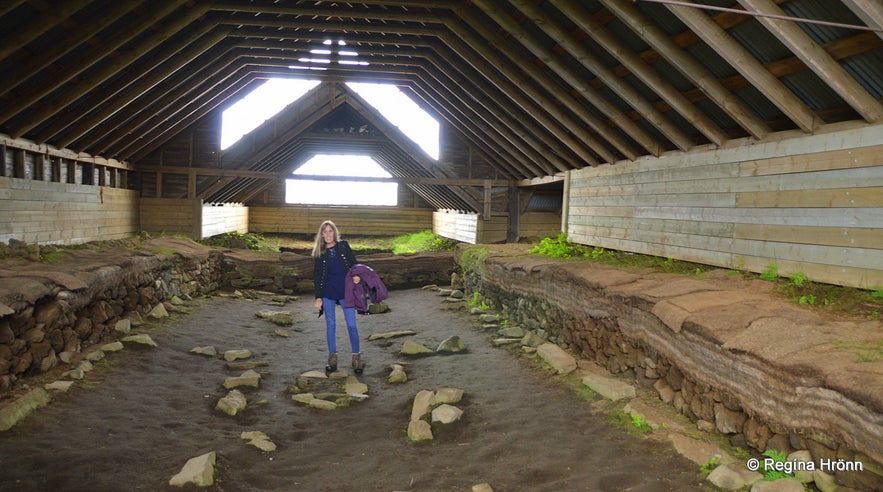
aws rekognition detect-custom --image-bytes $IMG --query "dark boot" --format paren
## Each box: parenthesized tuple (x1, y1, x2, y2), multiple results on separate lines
(325, 353, 338, 373)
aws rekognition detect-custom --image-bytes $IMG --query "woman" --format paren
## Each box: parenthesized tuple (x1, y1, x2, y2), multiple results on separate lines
(312, 220, 364, 374)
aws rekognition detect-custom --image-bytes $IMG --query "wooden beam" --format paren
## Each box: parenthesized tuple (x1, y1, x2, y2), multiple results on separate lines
(666, 2, 818, 132)
(599, 0, 771, 140)
(139, 165, 515, 186)
(0, 0, 92, 62)
(736, 0, 883, 122)
(494, 0, 692, 153)
(556, 0, 729, 147)
(448, 5, 630, 163)
(0, 0, 142, 95)
(842, 0, 883, 41)
(9, 2, 210, 138)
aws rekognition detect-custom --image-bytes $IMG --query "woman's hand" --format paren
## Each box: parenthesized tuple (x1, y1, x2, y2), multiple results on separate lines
(353, 275, 361, 284)
(314, 298, 323, 310)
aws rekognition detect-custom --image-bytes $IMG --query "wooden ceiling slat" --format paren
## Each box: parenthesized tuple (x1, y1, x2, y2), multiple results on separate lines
(0, 0, 92, 62)
(599, 0, 771, 140)
(552, 0, 729, 147)
(47, 27, 233, 148)
(450, 2, 640, 162)
(842, 0, 883, 41)
(511, 0, 700, 151)
(0, 0, 197, 126)
(473, 0, 668, 155)
(736, 0, 883, 123)
(0, 0, 141, 95)
(666, 2, 819, 133)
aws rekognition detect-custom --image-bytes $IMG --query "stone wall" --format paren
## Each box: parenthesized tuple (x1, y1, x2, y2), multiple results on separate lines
(0, 240, 223, 392)
(459, 248, 882, 491)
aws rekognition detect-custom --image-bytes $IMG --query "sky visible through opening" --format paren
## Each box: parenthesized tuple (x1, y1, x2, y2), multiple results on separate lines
(220, 78, 439, 206)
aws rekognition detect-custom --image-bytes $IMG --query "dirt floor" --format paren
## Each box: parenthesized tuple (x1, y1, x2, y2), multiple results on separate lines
(0, 287, 710, 491)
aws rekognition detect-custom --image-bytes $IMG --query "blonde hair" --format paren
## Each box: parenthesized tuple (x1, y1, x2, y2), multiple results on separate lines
(312, 220, 340, 257)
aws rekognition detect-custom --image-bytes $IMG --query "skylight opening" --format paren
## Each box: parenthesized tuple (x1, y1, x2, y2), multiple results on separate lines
(220, 78, 320, 150)
(286, 155, 398, 206)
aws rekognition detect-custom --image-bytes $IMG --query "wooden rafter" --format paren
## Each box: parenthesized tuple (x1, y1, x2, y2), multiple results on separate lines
(665, 1, 818, 132)
(599, 0, 771, 140)
(736, 0, 883, 123)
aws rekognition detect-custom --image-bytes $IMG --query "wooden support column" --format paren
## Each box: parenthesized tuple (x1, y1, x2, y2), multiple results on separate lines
(34, 154, 46, 181)
(67, 160, 77, 184)
(188, 169, 196, 198)
(483, 179, 492, 221)
(155, 171, 163, 198)
(0, 144, 7, 176)
(561, 170, 571, 238)
(51, 157, 61, 182)
(13, 149, 25, 178)
(507, 186, 520, 243)
(82, 162, 94, 185)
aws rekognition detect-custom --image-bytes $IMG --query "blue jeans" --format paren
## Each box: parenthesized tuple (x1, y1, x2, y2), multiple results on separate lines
(322, 297, 360, 354)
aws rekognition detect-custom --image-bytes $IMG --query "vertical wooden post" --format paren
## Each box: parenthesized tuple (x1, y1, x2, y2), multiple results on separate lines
(0, 144, 6, 176)
(507, 186, 520, 243)
(561, 170, 570, 238)
(188, 169, 196, 198)
(483, 179, 492, 221)
(13, 149, 25, 178)
(67, 160, 77, 184)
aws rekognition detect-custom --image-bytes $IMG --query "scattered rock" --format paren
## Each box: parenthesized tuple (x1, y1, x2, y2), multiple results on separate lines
(411, 390, 436, 421)
(0, 388, 51, 431)
(273, 329, 289, 337)
(581, 372, 636, 401)
(216, 389, 247, 416)
(44, 381, 74, 392)
(435, 387, 464, 404)
(520, 331, 544, 348)
(407, 419, 433, 442)
(472, 483, 494, 492)
(431, 404, 463, 424)
(401, 339, 433, 355)
(498, 325, 525, 338)
(241, 431, 276, 452)
(309, 398, 337, 410)
(436, 335, 467, 354)
(224, 369, 261, 389)
(121, 334, 157, 347)
(706, 463, 762, 490)
(224, 349, 252, 362)
(169, 451, 216, 487)
(146, 303, 169, 320)
(101, 341, 124, 353)
(387, 364, 407, 384)
(368, 330, 417, 340)
(536, 343, 576, 375)
(367, 302, 389, 314)
(492, 338, 521, 347)
(114, 319, 131, 334)
(256, 309, 294, 326)
(344, 376, 368, 397)
(478, 313, 499, 324)
(190, 346, 217, 356)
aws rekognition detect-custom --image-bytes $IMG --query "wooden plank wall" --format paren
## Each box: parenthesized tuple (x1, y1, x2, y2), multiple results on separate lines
(202, 203, 249, 239)
(433, 210, 509, 244)
(250, 206, 433, 236)
(520, 212, 562, 241)
(139, 198, 202, 239)
(0, 176, 139, 245)
(567, 125, 883, 289)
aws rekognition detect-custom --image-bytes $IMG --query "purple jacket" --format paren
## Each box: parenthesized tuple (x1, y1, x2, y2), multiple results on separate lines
(345, 263, 389, 314)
